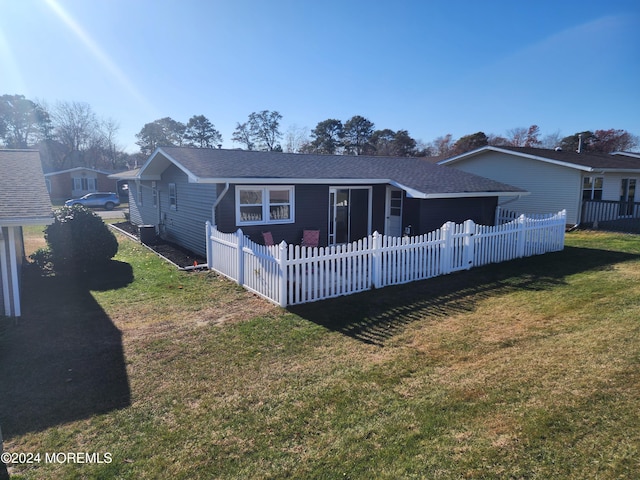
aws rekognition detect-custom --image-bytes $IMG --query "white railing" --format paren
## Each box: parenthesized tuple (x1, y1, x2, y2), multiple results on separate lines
(206, 209, 566, 307)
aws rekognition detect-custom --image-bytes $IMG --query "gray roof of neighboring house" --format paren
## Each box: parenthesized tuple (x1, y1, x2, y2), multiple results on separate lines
(0, 150, 53, 226)
(133, 147, 526, 199)
(108, 167, 140, 180)
(44, 166, 114, 176)
(441, 146, 640, 172)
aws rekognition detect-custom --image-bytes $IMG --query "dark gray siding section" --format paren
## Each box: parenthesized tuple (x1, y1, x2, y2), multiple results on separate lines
(405, 197, 498, 235)
(216, 184, 330, 246)
(158, 165, 217, 256)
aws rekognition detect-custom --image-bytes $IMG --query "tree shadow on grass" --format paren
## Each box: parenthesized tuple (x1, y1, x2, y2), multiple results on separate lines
(289, 247, 640, 347)
(0, 260, 134, 444)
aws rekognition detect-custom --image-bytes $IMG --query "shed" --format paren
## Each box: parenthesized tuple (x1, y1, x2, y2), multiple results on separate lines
(0, 150, 53, 316)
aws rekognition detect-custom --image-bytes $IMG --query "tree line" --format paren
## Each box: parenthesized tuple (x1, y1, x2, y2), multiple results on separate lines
(1, 93, 638, 173)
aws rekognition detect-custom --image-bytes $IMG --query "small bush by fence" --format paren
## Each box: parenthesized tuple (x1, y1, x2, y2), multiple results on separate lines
(206, 210, 566, 307)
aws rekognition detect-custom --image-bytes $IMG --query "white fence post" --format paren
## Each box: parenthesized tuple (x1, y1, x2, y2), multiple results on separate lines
(371, 231, 382, 289)
(278, 241, 288, 307)
(517, 215, 526, 258)
(464, 219, 475, 270)
(205, 221, 212, 269)
(440, 222, 453, 274)
(236, 228, 244, 286)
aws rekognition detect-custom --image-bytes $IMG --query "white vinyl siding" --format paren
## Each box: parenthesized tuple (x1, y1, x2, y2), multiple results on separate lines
(601, 174, 640, 203)
(450, 151, 581, 224)
(158, 165, 217, 256)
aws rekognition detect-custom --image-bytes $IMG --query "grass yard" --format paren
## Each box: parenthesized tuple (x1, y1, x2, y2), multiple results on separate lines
(1, 228, 639, 479)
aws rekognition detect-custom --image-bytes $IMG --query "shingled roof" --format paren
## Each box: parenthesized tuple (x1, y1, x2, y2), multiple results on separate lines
(131, 147, 525, 199)
(0, 150, 53, 226)
(441, 146, 640, 172)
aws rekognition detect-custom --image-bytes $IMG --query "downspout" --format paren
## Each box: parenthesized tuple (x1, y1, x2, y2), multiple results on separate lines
(212, 183, 230, 227)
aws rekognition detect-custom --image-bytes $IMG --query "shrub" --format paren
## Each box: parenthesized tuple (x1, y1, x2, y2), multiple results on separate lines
(44, 205, 118, 272)
(29, 247, 55, 274)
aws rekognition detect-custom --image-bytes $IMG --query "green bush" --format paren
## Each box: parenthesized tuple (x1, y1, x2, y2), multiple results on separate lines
(29, 247, 55, 274)
(44, 205, 118, 272)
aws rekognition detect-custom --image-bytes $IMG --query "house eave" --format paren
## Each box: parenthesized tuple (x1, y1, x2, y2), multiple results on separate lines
(440, 146, 594, 172)
(595, 168, 640, 174)
(0, 216, 54, 227)
(419, 191, 529, 200)
(191, 177, 388, 185)
(137, 147, 200, 183)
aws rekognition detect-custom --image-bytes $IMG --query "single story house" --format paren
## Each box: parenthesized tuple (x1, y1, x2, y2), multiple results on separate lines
(113, 147, 526, 257)
(439, 146, 640, 226)
(0, 150, 53, 317)
(45, 167, 118, 202)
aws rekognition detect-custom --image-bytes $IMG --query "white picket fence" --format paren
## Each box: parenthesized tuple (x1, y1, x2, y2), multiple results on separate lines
(206, 209, 566, 307)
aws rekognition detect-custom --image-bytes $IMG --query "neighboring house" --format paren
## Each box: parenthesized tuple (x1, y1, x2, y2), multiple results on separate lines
(44, 167, 118, 202)
(0, 150, 53, 317)
(439, 146, 640, 226)
(112, 147, 526, 257)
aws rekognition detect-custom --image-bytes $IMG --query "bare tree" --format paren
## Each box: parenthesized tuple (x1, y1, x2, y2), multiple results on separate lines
(232, 110, 283, 151)
(101, 118, 124, 170)
(231, 121, 255, 150)
(539, 130, 563, 149)
(506, 127, 528, 147)
(430, 134, 455, 156)
(283, 124, 310, 153)
(52, 101, 102, 168)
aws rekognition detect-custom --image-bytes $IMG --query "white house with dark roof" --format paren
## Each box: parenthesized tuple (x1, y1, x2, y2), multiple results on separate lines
(0, 150, 53, 317)
(440, 146, 640, 226)
(112, 147, 527, 256)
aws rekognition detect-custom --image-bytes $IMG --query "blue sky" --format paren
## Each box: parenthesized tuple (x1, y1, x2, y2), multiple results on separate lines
(1, 0, 639, 153)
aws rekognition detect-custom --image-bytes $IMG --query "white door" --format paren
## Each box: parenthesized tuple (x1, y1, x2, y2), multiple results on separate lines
(385, 186, 403, 237)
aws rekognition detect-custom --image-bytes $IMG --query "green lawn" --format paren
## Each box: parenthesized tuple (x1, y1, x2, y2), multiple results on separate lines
(1, 229, 638, 479)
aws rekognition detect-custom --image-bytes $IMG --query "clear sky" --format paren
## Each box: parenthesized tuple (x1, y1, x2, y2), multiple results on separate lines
(1, 0, 639, 153)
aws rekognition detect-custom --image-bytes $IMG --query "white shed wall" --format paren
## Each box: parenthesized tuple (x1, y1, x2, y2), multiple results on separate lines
(448, 152, 582, 224)
(601, 173, 640, 202)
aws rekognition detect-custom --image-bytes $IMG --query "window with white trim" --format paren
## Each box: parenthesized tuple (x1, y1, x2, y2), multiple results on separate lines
(72, 177, 97, 191)
(236, 186, 294, 225)
(582, 176, 603, 200)
(137, 181, 143, 206)
(169, 183, 177, 210)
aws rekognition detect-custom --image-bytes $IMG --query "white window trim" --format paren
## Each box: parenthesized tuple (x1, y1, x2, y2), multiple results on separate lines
(169, 183, 177, 210)
(136, 180, 143, 206)
(582, 176, 603, 200)
(152, 181, 158, 207)
(235, 185, 295, 226)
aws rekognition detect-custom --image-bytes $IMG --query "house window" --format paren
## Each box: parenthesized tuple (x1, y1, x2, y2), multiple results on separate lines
(620, 178, 637, 216)
(137, 181, 143, 206)
(169, 183, 177, 210)
(72, 177, 97, 191)
(152, 181, 157, 207)
(236, 186, 294, 225)
(582, 176, 603, 200)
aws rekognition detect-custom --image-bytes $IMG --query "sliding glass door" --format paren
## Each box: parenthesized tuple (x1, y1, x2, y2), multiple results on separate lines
(328, 187, 371, 245)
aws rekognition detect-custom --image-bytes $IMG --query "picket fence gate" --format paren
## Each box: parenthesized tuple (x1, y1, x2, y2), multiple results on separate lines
(206, 210, 566, 307)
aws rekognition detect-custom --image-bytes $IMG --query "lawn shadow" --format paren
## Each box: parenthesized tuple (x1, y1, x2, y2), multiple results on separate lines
(0, 260, 134, 441)
(289, 246, 640, 346)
